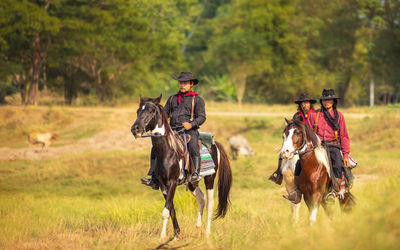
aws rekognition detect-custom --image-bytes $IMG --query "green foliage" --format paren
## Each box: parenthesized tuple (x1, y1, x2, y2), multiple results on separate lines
(0, 0, 399, 105)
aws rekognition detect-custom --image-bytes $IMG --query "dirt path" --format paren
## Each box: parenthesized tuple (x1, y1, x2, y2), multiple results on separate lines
(0, 129, 151, 161)
(0, 110, 382, 161)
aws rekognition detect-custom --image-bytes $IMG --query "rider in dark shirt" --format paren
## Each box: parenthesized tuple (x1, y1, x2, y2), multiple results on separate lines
(141, 72, 206, 189)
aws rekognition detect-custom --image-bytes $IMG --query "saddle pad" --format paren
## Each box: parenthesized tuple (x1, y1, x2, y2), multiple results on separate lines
(200, 144, 216, 176)
(199, 132, 214, 149)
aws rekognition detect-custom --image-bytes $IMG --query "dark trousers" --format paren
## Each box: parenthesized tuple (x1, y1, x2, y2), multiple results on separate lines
(149, 129, 200, 171)
(294, 145, 352, 181)
(186, 129, 200, 159)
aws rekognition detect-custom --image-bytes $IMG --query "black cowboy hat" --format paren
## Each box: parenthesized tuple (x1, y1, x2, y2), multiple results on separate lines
(317, 89, 340, 100)
(172, 72, 199, 85)
(294, 93, 316, 104)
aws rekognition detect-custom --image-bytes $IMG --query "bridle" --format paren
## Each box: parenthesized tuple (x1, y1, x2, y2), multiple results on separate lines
(137, 102, 167, 138)
(292, 125, 316, 156)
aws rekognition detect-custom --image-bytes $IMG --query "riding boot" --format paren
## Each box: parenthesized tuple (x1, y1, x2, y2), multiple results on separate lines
(326, 174, 347, 200)
(141, 158, 159, 190)
(190, 156, 201, 184)
(268, 156, 283, 185)
(283, 176, 302, 204)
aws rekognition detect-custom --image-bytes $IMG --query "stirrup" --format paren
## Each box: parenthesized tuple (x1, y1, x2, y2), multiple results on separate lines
(268, 171, 283, 185)
(141, 176, 159, 190)
(325, 191, 336, 201)
(283, 190, 301, 204)
(141, 175, 152, 185)
(190, 173, 201, 184)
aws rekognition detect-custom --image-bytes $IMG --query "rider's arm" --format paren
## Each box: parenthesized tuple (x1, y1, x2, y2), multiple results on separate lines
(190, 96, 206, 129)
(338, 112, 350, 158)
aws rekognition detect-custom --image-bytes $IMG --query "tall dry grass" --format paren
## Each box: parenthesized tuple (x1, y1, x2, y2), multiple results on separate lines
(0, 104, 399, 249)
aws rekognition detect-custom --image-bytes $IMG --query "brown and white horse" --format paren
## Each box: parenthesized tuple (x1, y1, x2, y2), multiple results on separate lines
(131, 95, 232, 240)
(280, 119, 355, 223)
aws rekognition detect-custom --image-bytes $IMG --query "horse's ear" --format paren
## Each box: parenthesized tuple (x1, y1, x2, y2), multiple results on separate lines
(139, 95, 144, 105)
(154, 94, 162, 104)
(284, 118, 289, 125)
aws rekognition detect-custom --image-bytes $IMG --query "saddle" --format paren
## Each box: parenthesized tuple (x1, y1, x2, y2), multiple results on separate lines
(173, 131, 215, 176)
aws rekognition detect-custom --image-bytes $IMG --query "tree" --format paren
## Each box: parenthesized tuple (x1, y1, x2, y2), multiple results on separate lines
(0, 0, 60, 105)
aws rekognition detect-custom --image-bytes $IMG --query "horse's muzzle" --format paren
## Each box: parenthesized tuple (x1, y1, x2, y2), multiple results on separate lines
(281, 149, 294, 159)
(131, 124, 142, 138)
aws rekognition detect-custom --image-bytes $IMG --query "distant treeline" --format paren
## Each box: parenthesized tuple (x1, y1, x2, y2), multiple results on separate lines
(0, 0, 399, 106)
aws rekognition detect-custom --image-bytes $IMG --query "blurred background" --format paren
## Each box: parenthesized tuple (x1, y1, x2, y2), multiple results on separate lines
(1, 1, 400, 249)
(0, 0, 399, 106)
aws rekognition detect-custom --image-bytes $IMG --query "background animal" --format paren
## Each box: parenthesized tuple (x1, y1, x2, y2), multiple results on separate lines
(229, 135, 255, 160)
(28, 132, 58, 148)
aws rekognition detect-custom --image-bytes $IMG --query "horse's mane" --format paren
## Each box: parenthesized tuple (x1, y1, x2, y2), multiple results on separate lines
(290, 119, 320, 147)
(140, 97, 181, 154)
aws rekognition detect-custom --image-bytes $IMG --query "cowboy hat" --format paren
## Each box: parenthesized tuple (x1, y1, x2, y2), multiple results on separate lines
(294, 93, 317, 104)
(172, 72, 199, 85)
(317, 89, 340, 100)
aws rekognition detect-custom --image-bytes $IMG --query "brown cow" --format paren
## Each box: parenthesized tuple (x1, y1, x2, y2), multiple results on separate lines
(28, 132, 58, 148)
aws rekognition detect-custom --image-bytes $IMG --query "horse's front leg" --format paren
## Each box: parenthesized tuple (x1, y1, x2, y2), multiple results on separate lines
(160, 180, 179, 241)
(304, 193, 321, 225)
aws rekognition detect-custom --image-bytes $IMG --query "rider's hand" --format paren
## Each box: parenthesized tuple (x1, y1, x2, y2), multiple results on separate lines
(343, 156, 350, 168)
(182, 122, 192, 130)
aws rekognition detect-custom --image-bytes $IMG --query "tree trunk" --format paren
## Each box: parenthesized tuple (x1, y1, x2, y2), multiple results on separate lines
(27, 34, 41, 105)
(64, 65, 77, 105)
(369, 79, 374, 107)
(95, 71, 104, 104)
(230, 63, 247, 106)
(26, 2, 51, 106)
(13, 73, 28, 105)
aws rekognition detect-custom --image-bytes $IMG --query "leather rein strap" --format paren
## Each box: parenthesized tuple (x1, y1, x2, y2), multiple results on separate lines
(190, 95, 195, 122)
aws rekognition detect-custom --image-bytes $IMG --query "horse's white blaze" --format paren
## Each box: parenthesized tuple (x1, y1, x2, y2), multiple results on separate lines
(206, 189, 214, 235)
(141, 105, 145, 110)
(191, 187, 205, 228)
(152, 123, 165, 135)
(310, 207, 318, 224)
(281, 128, 296, 159)
(160, 207, 170, 240)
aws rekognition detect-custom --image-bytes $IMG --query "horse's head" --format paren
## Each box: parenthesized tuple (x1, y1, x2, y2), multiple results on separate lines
(280, 118, 306, 159)
(131, 94, 164, 138)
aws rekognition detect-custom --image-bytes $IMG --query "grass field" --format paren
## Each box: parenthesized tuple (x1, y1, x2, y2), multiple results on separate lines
(0, 103, 399, 249)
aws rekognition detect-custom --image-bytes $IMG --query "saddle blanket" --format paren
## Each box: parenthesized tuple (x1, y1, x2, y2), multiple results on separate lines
(200, 144, 216, 176)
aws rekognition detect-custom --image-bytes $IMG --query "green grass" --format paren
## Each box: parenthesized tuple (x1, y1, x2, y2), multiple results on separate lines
(0, 104, 399, 249)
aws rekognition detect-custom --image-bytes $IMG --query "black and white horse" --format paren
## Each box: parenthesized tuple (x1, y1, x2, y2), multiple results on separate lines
(131, 95, 232, 240)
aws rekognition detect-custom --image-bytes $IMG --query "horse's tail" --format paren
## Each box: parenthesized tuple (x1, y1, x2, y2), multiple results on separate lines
(340, 192, 357, 212)
(214, 141, 232, 220)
